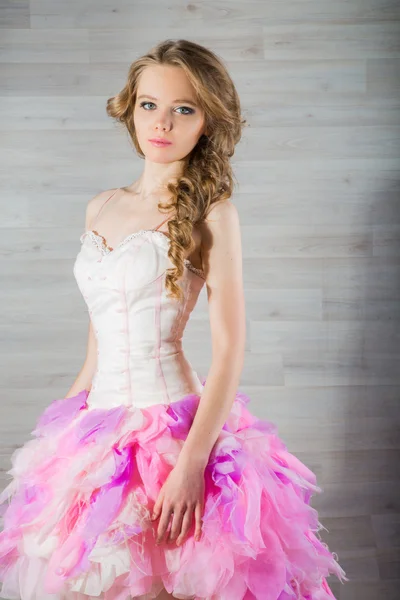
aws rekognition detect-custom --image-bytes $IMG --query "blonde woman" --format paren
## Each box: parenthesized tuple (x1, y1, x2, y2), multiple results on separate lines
(0, 39, 348, 600)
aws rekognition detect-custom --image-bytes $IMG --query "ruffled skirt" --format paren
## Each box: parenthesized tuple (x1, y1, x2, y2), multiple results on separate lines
(0, 385, 348, 599)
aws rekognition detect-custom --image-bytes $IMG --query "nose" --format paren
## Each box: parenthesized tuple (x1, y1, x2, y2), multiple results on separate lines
(154, 114, 172, 132)
(155, 122, 171, 132)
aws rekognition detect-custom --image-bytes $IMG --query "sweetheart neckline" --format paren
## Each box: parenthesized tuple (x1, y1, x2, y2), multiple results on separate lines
(84, 227, 171, 250)
(80, 229, 205, 279)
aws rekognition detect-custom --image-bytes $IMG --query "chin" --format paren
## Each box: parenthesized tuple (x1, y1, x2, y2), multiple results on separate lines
(145, 148, 192, 164)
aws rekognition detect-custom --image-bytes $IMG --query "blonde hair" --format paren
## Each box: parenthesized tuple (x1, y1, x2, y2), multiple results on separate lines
(106, 39, 247, 300)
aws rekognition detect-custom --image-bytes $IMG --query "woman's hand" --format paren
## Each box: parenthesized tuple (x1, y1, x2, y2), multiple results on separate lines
(151, 461, 205, 546)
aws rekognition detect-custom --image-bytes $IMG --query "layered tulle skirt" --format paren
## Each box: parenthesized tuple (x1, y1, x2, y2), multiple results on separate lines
(0, 385, 348, 599)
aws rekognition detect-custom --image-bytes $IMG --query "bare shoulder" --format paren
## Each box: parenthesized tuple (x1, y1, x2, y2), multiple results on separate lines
(199, 198, 241, 251)
(84, 188, 119, 230)
(205, 197, 238, 220)
(198, 199, 242, 284)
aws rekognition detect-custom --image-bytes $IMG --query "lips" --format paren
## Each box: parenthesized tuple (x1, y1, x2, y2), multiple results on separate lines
(149, 138, 172, 146)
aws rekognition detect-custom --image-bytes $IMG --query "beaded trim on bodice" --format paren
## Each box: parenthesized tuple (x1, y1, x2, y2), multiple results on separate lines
(80, 229, 206, 279)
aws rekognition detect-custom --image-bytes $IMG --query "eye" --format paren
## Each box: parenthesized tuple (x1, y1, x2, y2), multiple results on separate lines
(175, 106, 195, 115)
(139, 101, 194, 115)
(139, 101, 156, 110)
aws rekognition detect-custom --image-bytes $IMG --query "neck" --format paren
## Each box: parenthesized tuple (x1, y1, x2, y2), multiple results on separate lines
(131, 158, 185, 198)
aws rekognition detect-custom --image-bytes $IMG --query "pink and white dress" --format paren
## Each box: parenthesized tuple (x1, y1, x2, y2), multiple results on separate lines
(0, 190, 348, 599)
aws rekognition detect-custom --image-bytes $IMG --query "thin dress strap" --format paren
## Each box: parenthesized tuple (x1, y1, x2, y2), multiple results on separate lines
(152, 215, 172, 233)
(90, 188, 120, 229)
(90, 188, 173, 235)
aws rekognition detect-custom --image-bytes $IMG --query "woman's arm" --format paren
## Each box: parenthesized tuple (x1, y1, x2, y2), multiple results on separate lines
(176, 198, 246, 469)
(65, 318, 98, 398)
(64, 191, 108, 398)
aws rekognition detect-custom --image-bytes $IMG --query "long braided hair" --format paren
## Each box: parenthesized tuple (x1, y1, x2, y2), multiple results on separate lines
(106, 39, 247, 300)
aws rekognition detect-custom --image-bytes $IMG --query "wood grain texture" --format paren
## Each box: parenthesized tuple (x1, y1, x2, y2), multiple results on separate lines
(1, 0, 399, 597)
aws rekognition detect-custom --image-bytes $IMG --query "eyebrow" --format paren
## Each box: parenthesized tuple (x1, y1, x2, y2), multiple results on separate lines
(137, 94, 199, 107)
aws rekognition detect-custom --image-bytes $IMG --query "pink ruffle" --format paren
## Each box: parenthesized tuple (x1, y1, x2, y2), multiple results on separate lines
(0, 385, 348, 599)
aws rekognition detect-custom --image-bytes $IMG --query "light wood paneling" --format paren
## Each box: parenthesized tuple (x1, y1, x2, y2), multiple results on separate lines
(1, 1, 399, 597)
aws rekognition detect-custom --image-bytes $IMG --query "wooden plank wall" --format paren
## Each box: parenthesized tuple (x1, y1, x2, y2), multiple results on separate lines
(1, 1, 399, 598)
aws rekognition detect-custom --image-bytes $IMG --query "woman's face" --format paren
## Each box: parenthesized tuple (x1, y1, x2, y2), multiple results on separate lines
(133, 64, 207, 164)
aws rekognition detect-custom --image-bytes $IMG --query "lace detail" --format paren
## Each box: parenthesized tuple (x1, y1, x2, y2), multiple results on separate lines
(82, 230, 114, 254)
(80, 229, 161, 254)
(183, 260, 205, 278)
(80, 229, 206, 279)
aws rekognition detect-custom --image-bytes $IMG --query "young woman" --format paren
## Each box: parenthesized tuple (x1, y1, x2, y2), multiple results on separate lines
(0, 39, 348, 600)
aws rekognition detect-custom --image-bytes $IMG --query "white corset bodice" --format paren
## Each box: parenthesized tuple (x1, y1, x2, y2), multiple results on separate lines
(73, 228, 206, 409)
